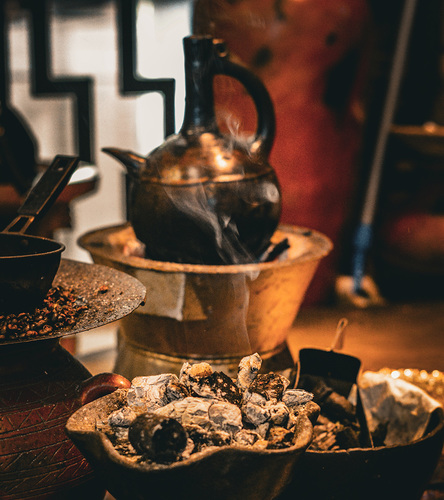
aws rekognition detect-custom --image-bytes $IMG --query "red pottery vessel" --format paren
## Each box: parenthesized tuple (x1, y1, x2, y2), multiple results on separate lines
(0, 338, 130, 500)
(193, 0, 371, 304)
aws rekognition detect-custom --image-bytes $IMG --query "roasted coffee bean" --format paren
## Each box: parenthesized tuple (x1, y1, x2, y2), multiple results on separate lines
(0, 286, 87, 342)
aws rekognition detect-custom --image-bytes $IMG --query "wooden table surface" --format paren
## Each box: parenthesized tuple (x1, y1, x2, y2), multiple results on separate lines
(287, 300, 444, 374)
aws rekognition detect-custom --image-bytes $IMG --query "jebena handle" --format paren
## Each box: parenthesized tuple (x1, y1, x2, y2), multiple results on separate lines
(212, 40, 276, 159)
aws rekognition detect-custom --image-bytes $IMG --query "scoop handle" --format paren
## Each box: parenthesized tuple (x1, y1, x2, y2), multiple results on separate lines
(4, 155, 80, 234)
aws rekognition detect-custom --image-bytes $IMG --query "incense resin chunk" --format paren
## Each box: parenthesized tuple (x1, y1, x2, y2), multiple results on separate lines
(249, 372, 290, 402)
(179, 362, 213, 384)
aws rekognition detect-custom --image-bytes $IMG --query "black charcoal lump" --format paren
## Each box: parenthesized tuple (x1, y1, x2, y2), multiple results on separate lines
(128, 413, 188, 463)
(298, 375, 362, 451)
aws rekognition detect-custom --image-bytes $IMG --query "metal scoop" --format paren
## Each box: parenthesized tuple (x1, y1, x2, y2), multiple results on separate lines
(296, 318, 373, 448)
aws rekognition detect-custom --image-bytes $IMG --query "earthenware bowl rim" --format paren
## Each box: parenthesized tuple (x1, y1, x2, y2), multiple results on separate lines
(78, 223, 333, 275)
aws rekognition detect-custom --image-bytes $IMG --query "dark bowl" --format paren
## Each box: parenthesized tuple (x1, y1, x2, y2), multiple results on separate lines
(277, 406, 444, 500)
(66, 389, 314, 500)
(0, 233, 64, 312)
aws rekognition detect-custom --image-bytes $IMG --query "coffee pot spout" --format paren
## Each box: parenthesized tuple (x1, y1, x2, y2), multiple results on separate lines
(102, 147, 146, 176)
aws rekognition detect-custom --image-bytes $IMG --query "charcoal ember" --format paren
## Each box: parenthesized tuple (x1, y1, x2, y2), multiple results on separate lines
(98, 354, 318, 464)
(322, 390, 356, 424)
(191, 371, 242, 405)
(128, 412, 188, 463)
(282, 389, 314, 409)
(309, 415, 359, 451)
(286, 410, 299, 430)
(108, 406, 143, 427)
(184, 424, 231, 452)
(242, 401, 271, 426)
(207, 428, 231, 447)
(266, 426, 295, 449)
(243, 390, 267, 406)
(128, 374, 186, 410)
(268, 401, 289, 426)
(208, 401, 243, 434)
(256, 422, 270, 439)
(335, 425, 361, 449)
(156, 396, 213, 428)
(166, 379, 190, 401)
(126, 392, 159, 411)
(234, 429, 261, 446)
(236, 352, 262, 391)
(249, 372, 290, 402)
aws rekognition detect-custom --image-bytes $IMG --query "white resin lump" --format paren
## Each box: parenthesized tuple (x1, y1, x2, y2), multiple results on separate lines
(98, 353, 318, 464)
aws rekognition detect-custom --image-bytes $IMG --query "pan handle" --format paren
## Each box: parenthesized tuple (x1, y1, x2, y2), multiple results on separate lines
(3, 155, 80, 234)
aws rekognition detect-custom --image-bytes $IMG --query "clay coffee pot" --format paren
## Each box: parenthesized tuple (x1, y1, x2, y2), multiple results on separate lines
(103, 35, 281, 265)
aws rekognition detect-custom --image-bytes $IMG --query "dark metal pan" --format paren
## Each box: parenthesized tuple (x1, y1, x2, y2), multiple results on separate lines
(0, 259, 147, 345)
(296, 318, 373, 448)
(0, 155, 80, 312)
